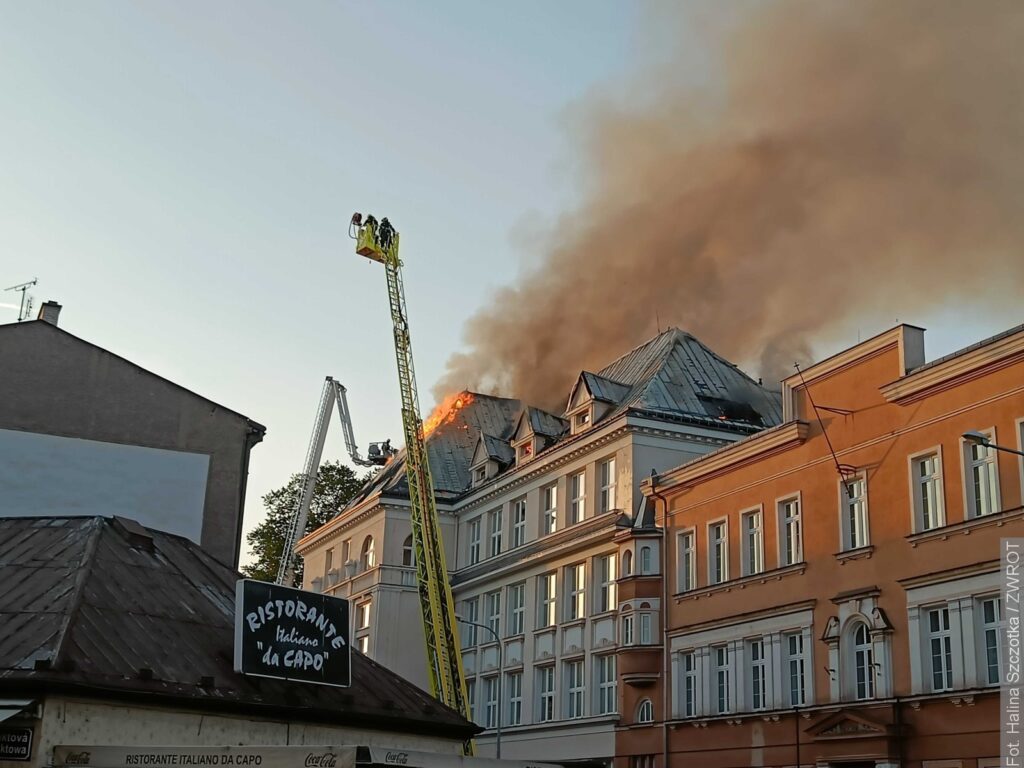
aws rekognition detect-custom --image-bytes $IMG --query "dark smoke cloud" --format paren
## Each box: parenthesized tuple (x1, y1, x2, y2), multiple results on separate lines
(435, 0, 1024, 412)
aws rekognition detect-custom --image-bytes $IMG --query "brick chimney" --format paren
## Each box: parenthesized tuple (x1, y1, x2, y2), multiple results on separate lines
(37, 301, 62, 326)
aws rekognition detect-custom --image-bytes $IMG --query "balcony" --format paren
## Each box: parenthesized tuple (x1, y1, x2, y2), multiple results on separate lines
(326, 564, 417, 598)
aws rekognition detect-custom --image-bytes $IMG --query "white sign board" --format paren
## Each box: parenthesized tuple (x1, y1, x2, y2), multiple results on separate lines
(0, 428, 209, 543)
(52, 746, 357, 768)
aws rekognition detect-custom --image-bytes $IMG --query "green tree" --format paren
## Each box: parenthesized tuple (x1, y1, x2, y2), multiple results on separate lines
(242, 460, 366, 586)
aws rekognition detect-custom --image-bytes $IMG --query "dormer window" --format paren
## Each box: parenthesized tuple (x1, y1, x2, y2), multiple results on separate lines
(518, 443, 533, 461)
(473, 465, 487, 486)
(575, 411, 590, 430)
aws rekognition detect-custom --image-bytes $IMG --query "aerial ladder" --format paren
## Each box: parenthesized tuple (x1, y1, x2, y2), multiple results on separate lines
(276, 376, 395, 586)
(349, 213, 472, 747)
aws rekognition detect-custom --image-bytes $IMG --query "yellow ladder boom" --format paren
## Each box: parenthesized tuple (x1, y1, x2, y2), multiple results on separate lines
(350, 213, 472, 748)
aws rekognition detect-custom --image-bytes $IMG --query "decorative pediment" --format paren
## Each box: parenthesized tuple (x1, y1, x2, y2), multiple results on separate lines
(511, 411, 535, 444)
(806, 709, 893, 740)
(470, 436, 490, 467)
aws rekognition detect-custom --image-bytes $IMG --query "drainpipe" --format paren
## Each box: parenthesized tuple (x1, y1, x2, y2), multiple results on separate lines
(793, 707, 800, 768)
(648, 472, 670, 768)
(893, 697, 902, 768)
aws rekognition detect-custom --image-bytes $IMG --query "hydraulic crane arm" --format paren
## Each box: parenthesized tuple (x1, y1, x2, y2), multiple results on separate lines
(277, 376, 394, 586)
(349, 213, 472, 749)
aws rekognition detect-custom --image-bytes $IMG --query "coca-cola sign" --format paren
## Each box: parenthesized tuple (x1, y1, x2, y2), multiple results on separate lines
(303, 755, 337, 768)
(233, 579, 351, 688)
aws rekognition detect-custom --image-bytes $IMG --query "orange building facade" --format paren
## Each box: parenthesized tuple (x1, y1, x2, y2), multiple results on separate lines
(617, 324, 1024, 768)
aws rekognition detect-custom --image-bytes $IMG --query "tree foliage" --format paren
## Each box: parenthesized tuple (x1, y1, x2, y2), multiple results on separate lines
(242, 460, 366, 586)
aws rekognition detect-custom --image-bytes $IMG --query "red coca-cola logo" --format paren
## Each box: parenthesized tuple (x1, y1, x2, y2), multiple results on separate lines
(304, 754, 336, 768)
(65, 752, 92, 765)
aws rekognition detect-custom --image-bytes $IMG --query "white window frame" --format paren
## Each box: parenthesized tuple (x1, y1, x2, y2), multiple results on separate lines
(640, 545, 653, 574)
(462, 597, 479, 647)
(908, 447, 946, 532)
(636, 698, 654, 724)
(839, 474, 870, 551)
(468, 518, 481, 565)
(357, 635, 370, 653)
(741, 506, 764, 576)
(485, 590, 501, 639)
(640, 613, 653, 645)
(622, 612, 635, 645)
(596, 654, 617, 714)
(361, 536, 376, 570)
(784, 631, 806, 706)
(466, 678, 477, 723)
(747, 637, 767, 711)
(538, 572, 557, 628)
(570, 471, 586, 524)
(926, 605, 954, 692)
(599, 457, 616, 512)
(506, 670, 522, 726)
(1017, 417, 1024, 502)
(483, 676, 499, 729)
(708, 518, 729, 585)
(677, 529, 696, 592)
(596, 553, 617, 613)
(512, 498, 527, 548)
(566, 563, 586, 621)
(537, 665, 555, 723)
(961, 427, 1001, 518)
(680, 651, 697, 717)
(508, 582, 526, 636)
(565, 659, 585, 719)
(357, 600, 371, 630)
(488, 508, 503, 558)
(401, 534, 414, 567)
(980, 595, 1003, 687)
(777, 493, 802, 567)
(850, 621, 875, 701)
(542, 484, 558, 535)
(713, 644, 731, 714)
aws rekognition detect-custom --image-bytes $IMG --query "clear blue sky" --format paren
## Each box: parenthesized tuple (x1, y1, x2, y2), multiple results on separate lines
(0, 1, 1006, 563)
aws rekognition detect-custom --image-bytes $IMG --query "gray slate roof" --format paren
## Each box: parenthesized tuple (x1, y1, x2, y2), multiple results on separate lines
(0, 515, 475, 739)
(576, 372, 630, 405)
(523, 407, 568, 439)
(479, 433, 515, 466)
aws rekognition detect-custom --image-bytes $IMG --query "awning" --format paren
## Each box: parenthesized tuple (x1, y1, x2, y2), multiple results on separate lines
(365, 747, 561, 768)
(0, 699, 34, 723)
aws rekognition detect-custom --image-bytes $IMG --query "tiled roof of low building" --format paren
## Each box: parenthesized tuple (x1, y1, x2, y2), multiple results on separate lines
(0, 515, 476, 739)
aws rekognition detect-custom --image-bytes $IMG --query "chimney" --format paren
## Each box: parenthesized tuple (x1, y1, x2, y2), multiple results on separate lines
(37, 301, 62, 326)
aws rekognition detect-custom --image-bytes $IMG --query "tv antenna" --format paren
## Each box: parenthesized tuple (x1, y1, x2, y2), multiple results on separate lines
(5, 278, 38, 322)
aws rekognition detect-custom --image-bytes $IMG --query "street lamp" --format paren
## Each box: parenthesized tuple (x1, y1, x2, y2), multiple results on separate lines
(963, 431, 1024, 458)
(455, 614, 503, 758)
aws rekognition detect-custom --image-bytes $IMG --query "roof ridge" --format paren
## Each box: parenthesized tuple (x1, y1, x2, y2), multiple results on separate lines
(596, 327, 679, 378)
(51, 516, 105, 670)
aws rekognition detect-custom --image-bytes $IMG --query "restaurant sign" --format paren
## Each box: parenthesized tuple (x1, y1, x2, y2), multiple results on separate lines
(53, 746, 356, 768)
(233, 579, 351, 687)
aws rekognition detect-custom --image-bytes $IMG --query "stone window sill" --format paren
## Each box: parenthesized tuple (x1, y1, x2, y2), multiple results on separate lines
(834, 545, 874, 564)
(908, 506, 1024, 547)
(674, 562, 806, 602)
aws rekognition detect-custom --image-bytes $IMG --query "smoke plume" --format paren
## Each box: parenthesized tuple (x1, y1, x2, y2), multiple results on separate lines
(435, 1, 1024, 412)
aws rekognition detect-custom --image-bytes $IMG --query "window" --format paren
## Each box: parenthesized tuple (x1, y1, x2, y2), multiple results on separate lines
(842, 476, 869, 550)
(402, 534, 414, 567)
(785, 632, 806, 706)
(566, 659, 585, 718)
(473, 465, 487, 486)
(538, 572, 557, 628)
(484, 677, 499, 728)
(912, 452, 945, 531)
(570, 471, 586, 524)
(742, 509, 764, 576)
(714, 645, 730, 714)
(980, 597, 1002, 685)
(537, 666, 555, 722)
(468, 519, 481, 565)
(357, 600, 371, 629)
(677, 530, 696, 592)
(599, 458, 616, 512)
(518, 442, 533, 462)
(506, 671, 522, 726)
(851, 622, 875, 700)
(709, 521, 728, 584)
(512, 499, 527, 548)
(927, 606, 954, 692)
(566, 563, 586, 621)
(466, 678, 477, 722)
(596, 554, 617, 613)
(461, 598, 479, 647)
(640, 545, 652, 574)
(748, 638, 766, 710)
(596, 655, 617, 714)
(360, 536, 375, 570)
(324, 548, 334, 581)
(508, 582, 525, 636)
(357, 635, 370, 653)
(965, 432, 1000, 517)
(489, 508, 503, 558)
(622, 549, 633, 576)
(341, 538, 351, 566)
(622, 613, 635, 645)
(542, 484, 558, 535)
(681, 652, 697, 717)
(636, 698, 654, 724)
(779, 497, 802, 566)
(640, 613, 653, 645)
(485, 590, 501, 638)
(574, 410, 590, 431)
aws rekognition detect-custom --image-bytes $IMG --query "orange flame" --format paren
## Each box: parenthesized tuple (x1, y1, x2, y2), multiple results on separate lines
(422, 391, 475, 437)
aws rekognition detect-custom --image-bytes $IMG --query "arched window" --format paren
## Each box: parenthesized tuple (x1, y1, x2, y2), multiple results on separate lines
(402, 534, 414, 567)
(640, 546, 652, 574)
(636, 698, 654, 724)
(848, 621, 875, 700)
(361, 536, 376, 570)
(622, 550, 633, 576)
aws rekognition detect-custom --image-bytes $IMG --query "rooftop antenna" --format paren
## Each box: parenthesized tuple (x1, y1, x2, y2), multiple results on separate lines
(5, 278, 38, 322)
